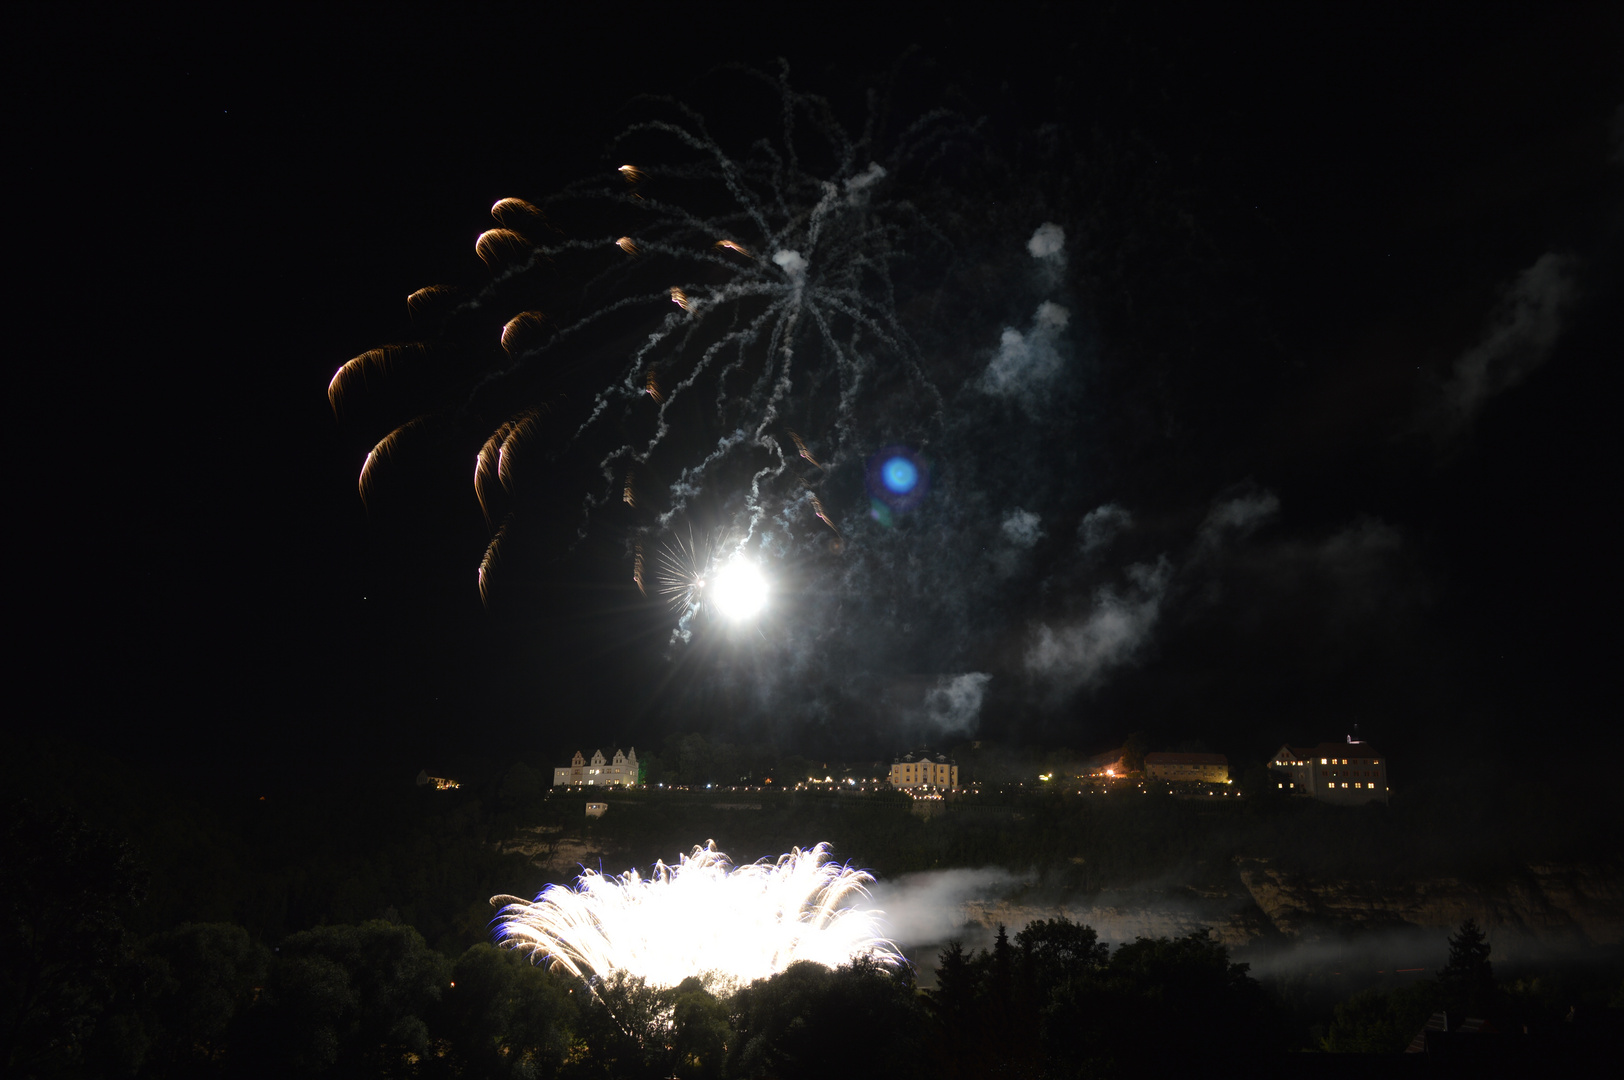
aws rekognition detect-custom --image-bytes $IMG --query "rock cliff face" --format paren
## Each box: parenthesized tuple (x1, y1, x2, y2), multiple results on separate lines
(958, 859, 1624, 960)
(497, 825, 604, 877)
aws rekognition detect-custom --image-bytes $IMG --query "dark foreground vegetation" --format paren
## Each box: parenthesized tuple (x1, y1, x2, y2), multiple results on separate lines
(7, 739, 1622, 1076)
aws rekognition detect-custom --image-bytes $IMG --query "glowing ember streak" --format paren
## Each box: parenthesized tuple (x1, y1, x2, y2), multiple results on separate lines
(789, 430, 822, 469)
(492, 842, 901, 992)
(358, 417, 426, 506)
(474, 228, 530, 266)
(633, 543, 647, 595)
(669, 286, 691, 312)
(809, 493, 841, 540)
(328, 344, 424, 416)
(643, 369, 664, 403)
(618, 164, 644, 184)
(490, 196, 542, 224)
(500, 311, 548, 353)
(405, 285, 454, 319)
(478, 518, 509, 609)
(615, 236, 639, 255)
(715, 239, 753, 259)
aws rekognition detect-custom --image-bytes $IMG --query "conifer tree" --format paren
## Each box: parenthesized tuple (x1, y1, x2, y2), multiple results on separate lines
(1438, 918, 1497, 1018)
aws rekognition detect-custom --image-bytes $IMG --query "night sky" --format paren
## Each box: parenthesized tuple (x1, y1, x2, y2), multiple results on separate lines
(17, 5, 1622, 787)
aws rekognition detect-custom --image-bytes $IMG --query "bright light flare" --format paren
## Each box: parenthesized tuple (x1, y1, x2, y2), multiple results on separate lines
(710, 558, 767, 620)
(492, 842, 901, 992)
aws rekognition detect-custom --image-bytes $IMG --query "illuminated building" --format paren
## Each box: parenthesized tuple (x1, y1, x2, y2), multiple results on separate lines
(1268, 739, 1389, 804)
(415, 770, 460, 790)
(889, 750, 958, 791)
(553, 747, 640, 787)
(1143, 752, 1230, 783)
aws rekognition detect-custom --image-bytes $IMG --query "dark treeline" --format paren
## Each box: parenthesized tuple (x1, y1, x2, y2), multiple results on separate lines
(0, 790, 1280, 1077)
(8, 795, 1617, 1078)
(10, 732, 1622, 950)
(7, 737, 1622, 1075)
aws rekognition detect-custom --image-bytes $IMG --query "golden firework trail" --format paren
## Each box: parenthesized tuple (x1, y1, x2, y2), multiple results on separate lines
(478, 518, 510, 609)
(490, 196, 542, 227)
(789, 430, 822, 469)
(474, 228, 530, 267)
(500, 311, 548, 354)
(644, 369, 664, 403)
(615, 236, 639, 256)
(623, 469, 636, 508)
(327, 344, 425, 416)
(633, 543, 647, 595)
(475, 420, 518, 525)
(715, 239, 753, 259)
(358, 417, 427, 507)
(809, 493, 841, 540)
(617, 164, 644, 185)
(405, 285, 454, 319)
(669, 287, 691, 312)
(496, 411, 539, 493)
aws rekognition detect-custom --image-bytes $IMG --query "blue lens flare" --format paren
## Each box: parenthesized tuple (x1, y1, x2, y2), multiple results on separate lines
(881, 457, 918, 494)
(866, 445, 930, 515)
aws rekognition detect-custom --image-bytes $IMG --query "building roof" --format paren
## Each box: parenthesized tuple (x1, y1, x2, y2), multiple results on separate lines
(1144, 752, 1228, 766)
(1277, 742, 1384, 761)
(893, 750, 955, 765)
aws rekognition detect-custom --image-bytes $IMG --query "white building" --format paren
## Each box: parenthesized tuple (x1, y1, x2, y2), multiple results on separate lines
(553, 747, 639, 787)
(1269, 740, 1389, 804)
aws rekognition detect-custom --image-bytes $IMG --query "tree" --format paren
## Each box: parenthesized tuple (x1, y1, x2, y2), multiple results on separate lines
(498, 763, 543, 811)
(127, 922, 271, 1074)
(1438, 918, 1497, 1018)
(1321, 982, 1439, 1053)
(1122, 733, 1149, 775)
(0, 798, 147, 1078)
(241, 920, 449, 1077)
(729, 959, 926, 1079)
(442, 943, 578, 1079)
(669, 976, 731, 1079)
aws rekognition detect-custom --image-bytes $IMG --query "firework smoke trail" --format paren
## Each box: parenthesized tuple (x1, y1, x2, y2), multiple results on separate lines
(492, 842, 902, 994)
(327, 65, 959, 609)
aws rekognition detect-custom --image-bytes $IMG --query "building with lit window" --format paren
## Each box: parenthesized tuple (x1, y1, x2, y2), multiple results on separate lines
(1268, 741, 1389, 804)
(889, 750, 958, 791)
(553, 747, 640, 787)
(1143, 752, 1229, 783)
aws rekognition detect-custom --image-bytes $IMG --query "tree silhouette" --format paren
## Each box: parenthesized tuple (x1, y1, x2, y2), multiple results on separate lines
(0, 798, 146, 1078)
(1438, 917, 1497, 1018)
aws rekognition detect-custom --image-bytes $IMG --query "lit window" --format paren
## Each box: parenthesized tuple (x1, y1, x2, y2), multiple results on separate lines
(1321, 758, 1327, 764)
(1341, 782, 1348, 788)
(1277, 783, 1283, 788)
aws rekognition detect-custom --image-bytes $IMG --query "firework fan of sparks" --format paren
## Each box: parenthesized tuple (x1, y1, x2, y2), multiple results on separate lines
(490, 841, 902, 993)
(329, 62, 955, 610)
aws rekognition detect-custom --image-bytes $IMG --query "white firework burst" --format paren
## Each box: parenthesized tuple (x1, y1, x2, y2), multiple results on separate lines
(491, 841, 902, 993)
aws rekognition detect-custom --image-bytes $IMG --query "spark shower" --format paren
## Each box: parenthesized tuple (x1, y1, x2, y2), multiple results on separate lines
(328, 64, 954, 633)
(491, 842, 902, 993)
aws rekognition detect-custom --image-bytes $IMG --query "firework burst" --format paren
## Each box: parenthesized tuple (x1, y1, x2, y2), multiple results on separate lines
(492, 841, 901, 993)
(329, 63, 955, 614)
